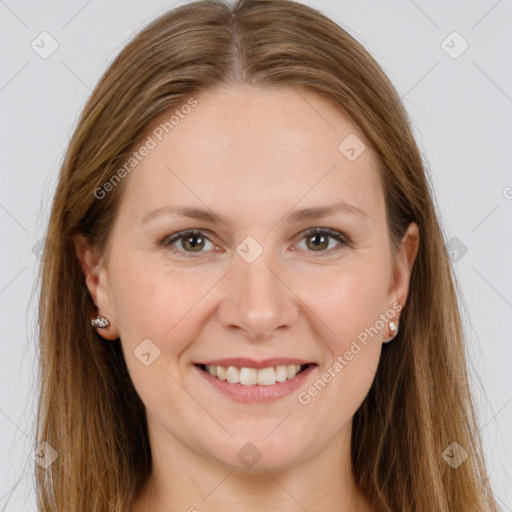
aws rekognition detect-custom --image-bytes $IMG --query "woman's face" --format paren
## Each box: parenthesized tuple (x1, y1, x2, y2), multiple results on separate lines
(80, 84, 418, 472)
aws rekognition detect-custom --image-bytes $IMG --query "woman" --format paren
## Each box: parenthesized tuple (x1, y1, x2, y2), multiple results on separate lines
(35, 0, 500, 510)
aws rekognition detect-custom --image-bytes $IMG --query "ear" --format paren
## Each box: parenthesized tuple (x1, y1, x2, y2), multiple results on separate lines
(73, 233, 119, 340)
(386, 222, 420, 332)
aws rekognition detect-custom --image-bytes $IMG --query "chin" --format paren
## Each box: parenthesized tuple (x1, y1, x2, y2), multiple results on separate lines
(202, 429, 313, 473)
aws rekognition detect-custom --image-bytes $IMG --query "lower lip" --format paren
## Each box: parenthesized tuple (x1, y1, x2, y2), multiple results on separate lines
(194, 364, 317, 403)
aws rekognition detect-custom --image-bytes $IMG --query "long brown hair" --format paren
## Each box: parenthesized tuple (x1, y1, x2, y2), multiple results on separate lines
(34, 0, 500, 510)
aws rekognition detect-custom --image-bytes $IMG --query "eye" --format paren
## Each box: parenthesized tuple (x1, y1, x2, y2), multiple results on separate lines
(161, 228, 349, 257)
(295, 228, 348, 254)
(162, 229, 216, 256)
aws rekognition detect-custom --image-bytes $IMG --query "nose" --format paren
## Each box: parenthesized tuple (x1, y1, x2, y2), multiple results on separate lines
(216, 246, 300, 340)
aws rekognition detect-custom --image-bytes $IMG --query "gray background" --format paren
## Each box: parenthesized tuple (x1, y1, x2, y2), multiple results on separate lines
(1, 0, 511, 510)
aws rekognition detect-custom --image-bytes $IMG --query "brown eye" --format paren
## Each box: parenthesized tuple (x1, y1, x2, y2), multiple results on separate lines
(305, 232, 330, 251)
(181, 233, 205, 252)
(163, 230, 215, 256)
(297, 228, 348, 254)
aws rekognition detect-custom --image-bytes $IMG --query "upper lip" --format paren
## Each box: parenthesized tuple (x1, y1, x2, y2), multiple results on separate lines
(196, 357, 314, 369)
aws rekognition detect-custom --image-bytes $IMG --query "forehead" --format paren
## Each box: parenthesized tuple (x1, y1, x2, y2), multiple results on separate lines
(116, 84, 384, 226)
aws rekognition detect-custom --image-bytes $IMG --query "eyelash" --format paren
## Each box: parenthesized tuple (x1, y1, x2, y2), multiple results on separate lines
(161, 228, 349, 257)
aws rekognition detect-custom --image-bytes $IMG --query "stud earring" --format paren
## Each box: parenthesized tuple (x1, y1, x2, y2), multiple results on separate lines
(91, 315, 110, 329)
(384, 318, 399, 343)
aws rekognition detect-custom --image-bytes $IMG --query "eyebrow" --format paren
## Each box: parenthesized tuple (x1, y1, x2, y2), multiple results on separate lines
(140, 201, 367, 228)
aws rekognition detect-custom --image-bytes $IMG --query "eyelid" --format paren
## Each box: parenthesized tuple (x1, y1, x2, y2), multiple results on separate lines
(300, 227, 349, 245)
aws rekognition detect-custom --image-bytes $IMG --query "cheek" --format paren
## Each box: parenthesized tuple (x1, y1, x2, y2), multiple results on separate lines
(296, 263, 386, 421)
(302, 343, 381, 431)
(108, 253, 221, 352)
(304, 257, 391, 349)
(107, 256, 213, 414)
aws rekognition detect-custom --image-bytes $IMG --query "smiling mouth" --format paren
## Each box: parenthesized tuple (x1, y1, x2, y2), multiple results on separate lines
(195, 363, 312, 386)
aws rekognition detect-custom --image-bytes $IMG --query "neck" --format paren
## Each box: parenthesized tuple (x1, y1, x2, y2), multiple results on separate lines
(131, 418, 373, 512)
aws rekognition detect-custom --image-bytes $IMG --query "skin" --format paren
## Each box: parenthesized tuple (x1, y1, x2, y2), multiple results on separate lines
(75, 83, 419, 512)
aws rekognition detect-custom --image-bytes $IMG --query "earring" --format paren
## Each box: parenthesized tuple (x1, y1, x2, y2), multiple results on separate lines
(385, 318, 399, 342)
(91, 315, 110, 329)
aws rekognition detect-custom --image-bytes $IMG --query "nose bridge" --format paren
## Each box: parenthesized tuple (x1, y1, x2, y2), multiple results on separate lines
(217, 236, 298, 339)
(239, 247, 281, 305)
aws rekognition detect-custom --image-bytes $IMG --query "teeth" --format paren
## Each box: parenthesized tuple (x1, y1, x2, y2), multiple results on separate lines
(240, 367, 258, 385)
(226, 366, 240, 384)
(204, 364, 305, 386)
(257, 367, 276, 386)
(217, 366, 227, 380)
(275, 365, 287, 382)
(288, 365, 300, 379)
